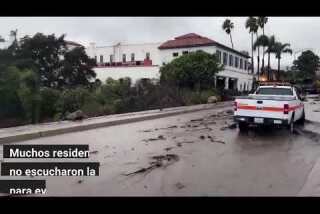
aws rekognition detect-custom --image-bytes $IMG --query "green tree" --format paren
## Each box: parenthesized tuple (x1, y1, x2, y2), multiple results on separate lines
(160, 50, 223, 90)
(18, 69, 41, 124)
(15, 33, 67, 88)
(14, 33, 96, 89)
(0, 66, 25, 120)
(245, 17, 258, 75)
(60, 46, 96, 89)
(272, 42, 293, 80)
(222, 19, 234, 48)
(293, 50, 320, 81)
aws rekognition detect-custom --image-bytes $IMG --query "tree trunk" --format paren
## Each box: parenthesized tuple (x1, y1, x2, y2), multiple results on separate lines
(256, 34, 260, 81)
(257, 55, 260, 81)
(277, 58, 280, 81)
(267, 51, 271, 80)
(251, 33, 254, 74)
(229, 33, 234, 49)
(262, 27, 265, 77)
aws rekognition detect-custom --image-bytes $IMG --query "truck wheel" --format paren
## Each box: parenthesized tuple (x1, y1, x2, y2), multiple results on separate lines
(297, 109, 305, 125)
(239, 122, 248, 132)
(287, 116, 294, 133)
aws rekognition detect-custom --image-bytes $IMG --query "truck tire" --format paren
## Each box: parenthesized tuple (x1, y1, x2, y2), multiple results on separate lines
(297, 109, 305, 125)
(239, 122, 248, 132)
(287, 115, 294, 133)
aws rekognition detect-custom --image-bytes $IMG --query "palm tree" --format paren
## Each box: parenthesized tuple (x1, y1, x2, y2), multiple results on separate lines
(265, 35, 276, 80)
(272, 42, 293, 80)
(245, 17, 258, 75)
(254, 35, 268, 81)
(222, 19, 234, 48)
(10, 29, 18, 41)
(257, 17, 268, 72)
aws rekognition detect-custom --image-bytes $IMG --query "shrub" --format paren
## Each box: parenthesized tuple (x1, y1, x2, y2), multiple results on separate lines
(39, 88, 61, 120)
(55, 87, 95, 115)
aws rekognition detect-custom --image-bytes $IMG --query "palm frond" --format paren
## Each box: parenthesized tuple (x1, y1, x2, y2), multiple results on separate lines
(245, 17, 258, 33)
(283, 48, 293, 54)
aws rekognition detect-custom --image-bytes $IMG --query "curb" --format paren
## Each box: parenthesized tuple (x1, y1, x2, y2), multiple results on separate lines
(0, 102, 231, 144)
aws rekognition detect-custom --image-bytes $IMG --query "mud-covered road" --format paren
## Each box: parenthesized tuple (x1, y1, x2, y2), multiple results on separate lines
(2, 97, 320, 196)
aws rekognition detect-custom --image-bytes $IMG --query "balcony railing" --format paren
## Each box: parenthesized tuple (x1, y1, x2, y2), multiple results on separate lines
(96, 59, 153, 67)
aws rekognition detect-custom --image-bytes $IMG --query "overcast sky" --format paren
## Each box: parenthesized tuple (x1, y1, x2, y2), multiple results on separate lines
(0, 17, 319, 69)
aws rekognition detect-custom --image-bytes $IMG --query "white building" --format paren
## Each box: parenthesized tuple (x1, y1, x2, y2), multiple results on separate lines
(86, 33, 254, 91)
(0, 33, 15, 49)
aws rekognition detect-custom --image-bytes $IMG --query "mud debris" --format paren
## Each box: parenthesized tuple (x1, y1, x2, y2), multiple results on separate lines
(211, 140, 226, 144)
(141, 129, 153, 132)
(175, 182, 185, 190)
(143, 135, 166, 142)
(164, 147, 174, 151)
(124, 154, 179, 176)
(220, 123, 237, 130)
(200, 135, 205, 140)
(176, 140, 194, 147)
(225, 110, 234, 114)
(167, 125, 178, 129)
(77, 180, 83, 184)
(90, 150, 98, 155)
(190, 118, 204, 122)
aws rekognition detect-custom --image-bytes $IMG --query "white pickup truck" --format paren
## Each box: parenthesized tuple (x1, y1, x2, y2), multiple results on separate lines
(234, 82, 305, 132)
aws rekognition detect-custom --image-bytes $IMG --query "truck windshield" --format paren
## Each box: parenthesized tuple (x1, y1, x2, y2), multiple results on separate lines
(256, 88, 293, 95)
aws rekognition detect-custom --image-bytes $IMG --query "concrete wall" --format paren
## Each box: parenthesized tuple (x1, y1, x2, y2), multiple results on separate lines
(86, 42, 162, 65)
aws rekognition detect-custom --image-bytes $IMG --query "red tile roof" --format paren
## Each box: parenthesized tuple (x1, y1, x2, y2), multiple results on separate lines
(158, 33, 250, 58)
(159, 33, 216, 49)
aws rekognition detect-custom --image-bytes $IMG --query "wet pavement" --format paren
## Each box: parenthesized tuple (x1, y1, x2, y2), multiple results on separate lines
(1, 96, 320, 196)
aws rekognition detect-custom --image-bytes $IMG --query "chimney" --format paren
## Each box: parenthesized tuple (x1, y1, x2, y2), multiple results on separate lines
(89, 42, 96, 49)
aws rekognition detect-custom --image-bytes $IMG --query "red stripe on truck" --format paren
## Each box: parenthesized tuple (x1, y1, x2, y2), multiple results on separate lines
(237, 104, 303, 112)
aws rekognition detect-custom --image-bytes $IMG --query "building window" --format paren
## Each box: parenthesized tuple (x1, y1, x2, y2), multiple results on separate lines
(131, 53, 135, 62)
(122, 54, 126, 63)
(216, 50, 221, 62)
(244, 60, 247, 70)
(100, 55, 103, 63)
(182, 51, 188, 55)
(223, 52, 228, 65)
(229, 55, 233, 66)
(235, 57, 239, 68)
(173, 52, 179, 57)
(240, 58, 243, 69)
(94, 56, 97, 63)
(110, 55, 114, 63)
(146, 52, 150, 60)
